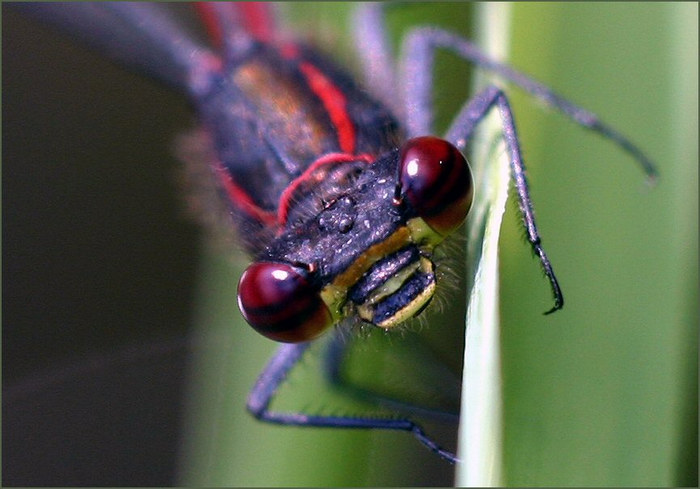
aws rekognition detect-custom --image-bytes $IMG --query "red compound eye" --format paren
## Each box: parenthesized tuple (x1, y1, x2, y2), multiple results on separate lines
(237, 262, 332, 343)
(399, 136, 474, 236)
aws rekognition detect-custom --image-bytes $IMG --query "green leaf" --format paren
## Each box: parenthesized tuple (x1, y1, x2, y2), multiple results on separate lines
(456, 2, 513, 486)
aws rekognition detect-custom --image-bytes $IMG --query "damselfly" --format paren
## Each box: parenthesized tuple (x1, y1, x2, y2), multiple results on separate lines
(16, 2, 657, 465)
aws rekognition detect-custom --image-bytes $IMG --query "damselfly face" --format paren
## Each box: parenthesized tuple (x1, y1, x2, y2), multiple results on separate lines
(238, 137, 473, 342)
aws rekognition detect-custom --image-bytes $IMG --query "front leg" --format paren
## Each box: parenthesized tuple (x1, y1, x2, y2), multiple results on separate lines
(432, 85, 565, 312)
(447, 85, 564, 312)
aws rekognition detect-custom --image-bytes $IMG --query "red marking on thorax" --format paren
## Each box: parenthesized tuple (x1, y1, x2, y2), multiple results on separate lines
(198, 4, 370, 235)
(216, 165, 277, 227)
(238, 2, 275, 42)
(297, 62, 356, 154)
(278, 43, 356, 154)
(195, 2, 276, 48)
(279, 42, 301, 59)
(194, 2, 225, 49)
(277, 153, 374, 228)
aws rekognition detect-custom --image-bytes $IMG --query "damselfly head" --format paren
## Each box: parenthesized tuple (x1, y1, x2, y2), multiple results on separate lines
(237, 137, 473, 343)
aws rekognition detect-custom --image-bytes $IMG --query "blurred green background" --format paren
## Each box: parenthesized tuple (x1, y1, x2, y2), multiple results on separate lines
(3, 2, 696, 487)
(500, 2, 697, 486)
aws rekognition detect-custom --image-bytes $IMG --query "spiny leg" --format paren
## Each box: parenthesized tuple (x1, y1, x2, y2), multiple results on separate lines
(447, 85, 564, 312)
(247, 339, 460, 463)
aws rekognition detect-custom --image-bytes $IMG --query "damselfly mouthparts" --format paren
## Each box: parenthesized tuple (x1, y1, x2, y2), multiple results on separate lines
(17, 2, 657, 464)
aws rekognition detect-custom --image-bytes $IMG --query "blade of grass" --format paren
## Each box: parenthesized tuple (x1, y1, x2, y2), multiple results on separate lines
(456, 3, 512, 486)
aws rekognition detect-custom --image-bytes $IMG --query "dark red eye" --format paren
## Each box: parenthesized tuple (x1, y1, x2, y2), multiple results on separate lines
(399, 136, 473, 236)
(237, 261, 332, 343)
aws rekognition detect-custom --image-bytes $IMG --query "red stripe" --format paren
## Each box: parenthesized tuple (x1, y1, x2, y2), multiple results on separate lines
(279, 41, 301, 60)
(194, 2, 224, 49)
(298, 62, 356, 154)
(196, 2, 276, 47)
(237, 2, 275, 42)
(277, 153, 373, 227)
(216, 165, 277, 227)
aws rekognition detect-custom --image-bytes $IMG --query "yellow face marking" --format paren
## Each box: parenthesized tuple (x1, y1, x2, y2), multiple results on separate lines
(406, 216, 444, 246)
(319, 226, 413, 320)
(375, 279, 436, 329)
(361, 260, 421, 306)
(332, 226, 411, 289)
(369, 256, 436, 328)
(319, 283, 346, 323)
